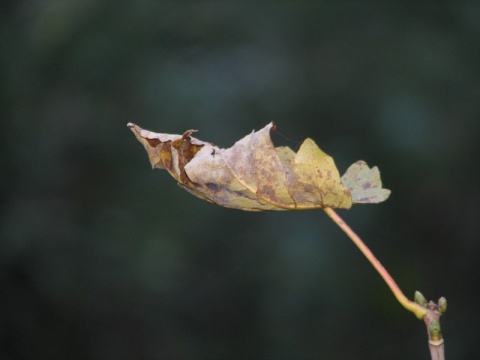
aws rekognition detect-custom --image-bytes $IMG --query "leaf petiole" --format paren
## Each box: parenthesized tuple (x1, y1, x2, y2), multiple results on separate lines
(323, 206, 427, 320)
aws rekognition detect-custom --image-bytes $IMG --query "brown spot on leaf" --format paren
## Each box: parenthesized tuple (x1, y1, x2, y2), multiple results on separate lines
(147, 138, 161, 147)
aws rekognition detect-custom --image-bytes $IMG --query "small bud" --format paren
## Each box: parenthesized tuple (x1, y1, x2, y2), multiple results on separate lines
(438, 297, 447, 313)
(414, 291, 427, 307)
(429, 320, 442, 341)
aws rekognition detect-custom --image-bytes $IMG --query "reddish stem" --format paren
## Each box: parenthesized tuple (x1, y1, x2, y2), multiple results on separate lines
(323, 207, 426, 319)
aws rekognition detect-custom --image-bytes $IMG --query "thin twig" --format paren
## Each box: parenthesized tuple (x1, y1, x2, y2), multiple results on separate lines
(424, 302, 445, 360)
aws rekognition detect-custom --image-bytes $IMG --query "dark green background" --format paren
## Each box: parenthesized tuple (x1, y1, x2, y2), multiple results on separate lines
(2, 2, 479, 359)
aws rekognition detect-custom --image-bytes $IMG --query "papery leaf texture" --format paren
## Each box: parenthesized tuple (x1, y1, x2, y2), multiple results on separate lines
(341, 160, 391, 204)
(128, 122, 390, 211)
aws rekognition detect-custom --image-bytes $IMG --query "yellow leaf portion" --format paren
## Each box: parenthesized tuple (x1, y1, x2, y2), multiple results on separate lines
(288, 138, 352, 209)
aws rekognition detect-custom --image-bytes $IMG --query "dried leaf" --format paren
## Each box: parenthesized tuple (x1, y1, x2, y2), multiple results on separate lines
(341, 160, 391, 204)
(128, 122, 390, 211)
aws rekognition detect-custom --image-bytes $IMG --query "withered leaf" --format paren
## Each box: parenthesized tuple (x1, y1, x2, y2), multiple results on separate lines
(128, 122, 389, 211)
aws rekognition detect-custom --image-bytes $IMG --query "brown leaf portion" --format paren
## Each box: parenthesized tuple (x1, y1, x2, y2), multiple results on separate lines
(127, 123, 206, 190)
(128, 122, 353, 211)
(184, 123, 297, 210)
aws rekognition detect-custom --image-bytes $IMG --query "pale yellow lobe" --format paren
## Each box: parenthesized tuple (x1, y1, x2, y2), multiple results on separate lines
(341, 160, 391, 204)
(288, 138, 352, 209)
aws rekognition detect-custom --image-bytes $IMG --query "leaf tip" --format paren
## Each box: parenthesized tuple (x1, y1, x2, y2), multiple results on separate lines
(127, 122, 141, 134)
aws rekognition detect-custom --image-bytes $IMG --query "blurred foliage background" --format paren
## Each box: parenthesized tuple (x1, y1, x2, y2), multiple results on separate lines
(1, 1, 480, 359)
